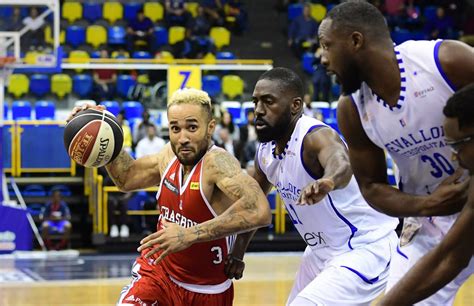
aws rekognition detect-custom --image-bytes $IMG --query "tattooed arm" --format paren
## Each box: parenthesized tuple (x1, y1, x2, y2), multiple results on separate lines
(139, 149, 271, 264)
(105, 143, 174, 191)
(191, 149, 272, 240)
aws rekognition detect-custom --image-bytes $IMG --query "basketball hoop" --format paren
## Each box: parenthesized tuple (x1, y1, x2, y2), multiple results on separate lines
(0, 56, 17, 80)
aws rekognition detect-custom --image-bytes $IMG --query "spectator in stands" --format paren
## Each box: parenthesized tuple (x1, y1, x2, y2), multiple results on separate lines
(425, 6, 455, 40)
(312, 44, 331, 101)
(40, 190, 72, 250)
(165, 0, 194, 28)
(93, 49, 117, 101)
(303, 93, 324, 121)
(133, 109, 160, 145)
(117, 111, 132, 154)
(127, 9, 154, 52)
(460, 6, 474, 46)
(200, 0, 225, 27)
(288, 3, 319, 57)
(99, 167, 132, 238)
(238, 109, 257, 166)
(0, 8, 22, 32)
(215, 127, 235, 156)
(226, 0, 248, 34)
(192, 6, 213, 36)
(215, 110, 240, 144)
(22, 7, 46, 51)
(135, 125, 167, 158)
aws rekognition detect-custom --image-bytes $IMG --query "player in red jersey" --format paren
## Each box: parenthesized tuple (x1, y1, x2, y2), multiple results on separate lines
(69, 88, 271, 306)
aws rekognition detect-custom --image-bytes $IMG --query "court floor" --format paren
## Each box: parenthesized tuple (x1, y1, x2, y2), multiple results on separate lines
(0, 252, 472, 306)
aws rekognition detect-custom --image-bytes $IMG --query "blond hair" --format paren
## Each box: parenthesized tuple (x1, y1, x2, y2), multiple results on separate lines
(168, 88, 213, 120)
(168, 88, 211, 107)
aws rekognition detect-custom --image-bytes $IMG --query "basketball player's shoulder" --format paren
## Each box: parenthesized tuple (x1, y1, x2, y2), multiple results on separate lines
(204, 147, 241, 178)
(156, 143, 175, 172)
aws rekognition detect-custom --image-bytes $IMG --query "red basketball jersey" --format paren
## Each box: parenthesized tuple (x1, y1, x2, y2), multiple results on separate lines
(155, 152, 232, 286)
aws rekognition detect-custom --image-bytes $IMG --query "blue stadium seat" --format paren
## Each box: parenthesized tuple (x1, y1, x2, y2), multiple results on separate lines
(90, 50, 102, 58)
(132, 51, 153, 59)
(101, 100, 120, 116)
(216, 51, 236, 60)
(35, 100, 55, 120)
(23, 184, 47, 197)
(48, 184, 72, 196)
(391, 28, 412, 45)
(3, 103, 8, 119)
(27, 203, 44, 217)
(153, 26, 168, 48)
(12, 100, 32, 120)
(124, 2, 143, 20)
(29, 74, 50, 97)
(66, 25, 86, 48)
(72, 74, 93, 97)
(116, 75, 137, 98)
(108, 26, 126, 45)
(83, 2, 102, 22)
(0, 7, 13, 18)
(202, 75, 221, 98)
(122, 101, 143, 120)
(423, 6, 437, 22)
(288, 4, 303, 21)
(302, 52, 314, 74)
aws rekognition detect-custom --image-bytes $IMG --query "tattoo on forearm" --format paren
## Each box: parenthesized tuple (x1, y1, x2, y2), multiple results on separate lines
(105, 150, 134, 188)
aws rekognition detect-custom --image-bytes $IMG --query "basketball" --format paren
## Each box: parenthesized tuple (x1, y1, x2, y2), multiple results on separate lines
(64, 109, 123, 168)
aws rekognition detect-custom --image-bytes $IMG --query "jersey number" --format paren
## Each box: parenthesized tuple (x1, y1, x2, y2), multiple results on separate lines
(287, 204, 303, 225)
(211, 246, 223, 264)
(420, 153, 454, 178)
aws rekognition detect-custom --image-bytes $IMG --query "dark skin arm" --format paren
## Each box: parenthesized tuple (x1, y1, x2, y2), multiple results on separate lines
(338, 96, 468, 217)
(379, 179, 474, 305)
(297, 127, 353, 204)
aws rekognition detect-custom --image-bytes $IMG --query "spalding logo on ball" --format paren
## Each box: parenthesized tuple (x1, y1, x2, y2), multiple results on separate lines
(64, 109, 124, 168)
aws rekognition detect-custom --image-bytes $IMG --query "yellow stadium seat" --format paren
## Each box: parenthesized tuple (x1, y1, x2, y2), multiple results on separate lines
(86, 25, 107, 48)
(210, 27, 231, 50)
(222, 75, 244, 100)
(103, 2, 123, 24)
(144, 2, 164, 22)
(62, 2, 82, 23)
(137, 74, 150, 85)
(44, 26, 65, 45)
(185, 2, 199, 17)
(111, 50, 130, 58)
(24, 51, 40, 65)
(158, 51, 174, 63)
(203, 52, 216, 64)
(7, 74, 29, 98)
(51, 74, 72, 99)
(68, 50, 90, 72)
(168, 26, 186, 45)
(310, 4, 327, 22)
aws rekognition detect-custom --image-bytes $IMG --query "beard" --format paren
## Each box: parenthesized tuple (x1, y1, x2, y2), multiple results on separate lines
(338, 63, 362, 96)
(171, 138, 210, 166)
(255, 112, 292, 143)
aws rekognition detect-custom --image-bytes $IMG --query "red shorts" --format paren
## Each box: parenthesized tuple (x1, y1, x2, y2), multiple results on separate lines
(118, 255, 234, 306)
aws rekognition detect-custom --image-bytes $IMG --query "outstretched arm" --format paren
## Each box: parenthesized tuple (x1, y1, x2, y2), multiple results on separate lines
(379, 180, 474, 305)
(298, 126, 353, 204)
(338, 95, 468, 217)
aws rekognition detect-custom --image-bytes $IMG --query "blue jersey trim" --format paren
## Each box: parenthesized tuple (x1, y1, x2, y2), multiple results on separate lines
(299, 124, 327, 180)
(328, 194, 358, 250)
(396, 245, 409, 260)
(434, 40, 457, 92)
(341, 265, 380, 284)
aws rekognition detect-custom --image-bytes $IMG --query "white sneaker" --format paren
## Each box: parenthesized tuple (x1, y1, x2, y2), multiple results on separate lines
(110, 225, 119, 238)
(120, 224, 130, 238)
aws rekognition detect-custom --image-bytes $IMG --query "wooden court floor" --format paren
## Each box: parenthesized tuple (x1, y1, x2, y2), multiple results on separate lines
(0, 253, 472, 306)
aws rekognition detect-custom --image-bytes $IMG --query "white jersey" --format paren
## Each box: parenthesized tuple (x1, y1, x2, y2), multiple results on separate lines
(257, 115, 398, 254)
(351, 40, 460, 240)
(351, 40, 456, 196)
